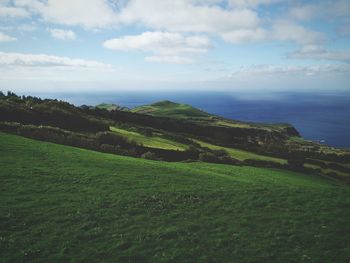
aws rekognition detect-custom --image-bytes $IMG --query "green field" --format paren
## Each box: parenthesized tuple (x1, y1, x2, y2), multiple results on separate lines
(110, 126, 187, 151)
(1, 132, 349, 262)
(193, 139, 287, 164)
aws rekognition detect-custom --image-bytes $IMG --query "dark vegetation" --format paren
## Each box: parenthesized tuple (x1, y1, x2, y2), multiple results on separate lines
(0, 92, 109, 132)
(0, 91, 349, 181)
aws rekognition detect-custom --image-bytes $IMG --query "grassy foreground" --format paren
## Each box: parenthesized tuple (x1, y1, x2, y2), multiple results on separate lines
(0, 132, 349, 262)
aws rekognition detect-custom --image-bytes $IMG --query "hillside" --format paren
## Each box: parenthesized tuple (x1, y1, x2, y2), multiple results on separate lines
(1, 93, 349, 182)
(1, 132, 349, 262)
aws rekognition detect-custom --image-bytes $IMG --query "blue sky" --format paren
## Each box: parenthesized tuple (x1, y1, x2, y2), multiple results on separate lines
(0, 0, 349, 93)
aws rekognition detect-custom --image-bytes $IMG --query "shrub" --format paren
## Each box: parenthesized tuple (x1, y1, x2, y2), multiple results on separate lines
(140, 128, 153, 137)
(244, 159, 283, 168)
(199, 152, 218, 162)
(141, 151, 158, 160)
(0, 121, 21, 133)
(287, 152, 305, 170)
(100, 144, 117, 153)
(305, 158, 327, 169)
(218, 155, 240, 165)
(212, 149, 230, 158)
(96, 131, 137, 148)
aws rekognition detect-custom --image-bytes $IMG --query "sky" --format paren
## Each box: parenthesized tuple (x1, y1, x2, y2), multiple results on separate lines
(0, 0, 349, 93)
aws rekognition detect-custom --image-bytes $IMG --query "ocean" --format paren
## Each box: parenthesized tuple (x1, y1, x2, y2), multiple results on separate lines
(29, 90, 350, 149)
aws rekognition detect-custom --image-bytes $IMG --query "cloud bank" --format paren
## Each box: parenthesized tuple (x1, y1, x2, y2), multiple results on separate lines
(0, 51, 112, 69)
(104, 31, 211, 63)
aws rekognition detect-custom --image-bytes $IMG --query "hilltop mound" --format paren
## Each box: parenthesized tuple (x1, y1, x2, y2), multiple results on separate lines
(132, 100, 211, 119)
(151, 100, 179, 107)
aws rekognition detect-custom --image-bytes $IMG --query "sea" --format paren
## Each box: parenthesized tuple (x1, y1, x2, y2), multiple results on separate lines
(28, 90, 350, 149)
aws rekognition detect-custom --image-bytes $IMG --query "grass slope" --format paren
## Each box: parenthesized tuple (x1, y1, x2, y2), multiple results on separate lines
(110, 126, 187, 151)
(1, 132, 349, 262)
(193, 138, 287, 164)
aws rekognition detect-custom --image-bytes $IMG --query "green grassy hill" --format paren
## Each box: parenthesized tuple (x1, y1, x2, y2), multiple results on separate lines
(1, 132, 349, 262)
(132, 100, 300, 134)
(132, 100, 212, 120)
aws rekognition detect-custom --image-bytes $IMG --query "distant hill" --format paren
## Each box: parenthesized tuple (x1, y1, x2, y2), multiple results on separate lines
(132, 100, 211, 119)
(132, 100, 299, 136)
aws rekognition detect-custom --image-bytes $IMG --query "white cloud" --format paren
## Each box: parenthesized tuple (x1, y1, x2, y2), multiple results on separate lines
(145, 56, 194, 64)
(0, 32, 17, 42)
(228, 0, 281, 9)
(1, 0, 346, 68)
(12, 0, 260, 33)
(221, 28, 266, 43)
(104, 31, 211, 63)
(288, 4, 318, 21)
(289, 0, 350, 21)
(8, 0, 324, 46)
(49, 28, 76, 40)
(0, 51, 112, 69)
(104, 32, 210, 54)
(271, 20, 323, 45)
(231, 64, 350, 77)
(118, 0, 259, 33)
(14, 0, 118, 29)
(211, 63, 350, 92)
(0, 2, 30, 18)
(17, 23, 37, 32)
(288, 45, 350, 63)
(0, 24, 36, 32)
(222, 20, 323, 45)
